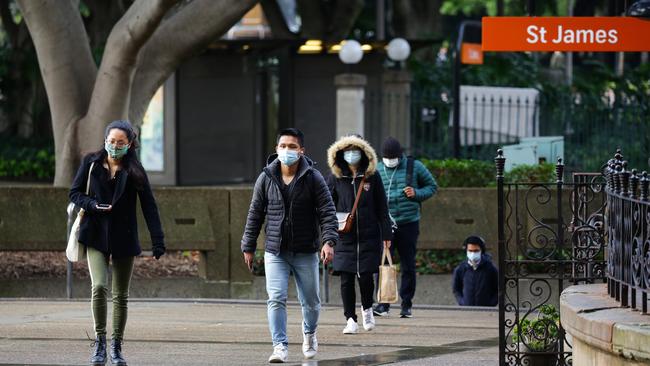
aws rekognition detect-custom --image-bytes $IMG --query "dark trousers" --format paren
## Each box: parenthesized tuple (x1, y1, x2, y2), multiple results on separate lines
(382, 220, 419, 309)
(340, 271, 375, 322)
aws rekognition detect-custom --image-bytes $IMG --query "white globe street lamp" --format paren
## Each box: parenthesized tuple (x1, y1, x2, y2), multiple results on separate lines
(386, 38, 411, 62)
(339, 40, 363, 64)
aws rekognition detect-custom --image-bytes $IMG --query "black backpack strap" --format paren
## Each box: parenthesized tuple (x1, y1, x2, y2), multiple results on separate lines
(405, 156, 415, 187)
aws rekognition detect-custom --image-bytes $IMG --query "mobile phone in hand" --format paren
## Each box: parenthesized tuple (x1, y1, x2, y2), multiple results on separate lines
(96, 203, 112, 211)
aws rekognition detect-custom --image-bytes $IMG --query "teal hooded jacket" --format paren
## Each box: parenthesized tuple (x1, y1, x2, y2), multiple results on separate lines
(377, 155, 438, 225)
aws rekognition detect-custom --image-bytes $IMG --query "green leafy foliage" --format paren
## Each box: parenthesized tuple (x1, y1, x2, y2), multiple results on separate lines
(421, 158, 494, 187)
(415, 249, 466, 274)
(0, 136, 55, 181)
(504, 163, 556, 183)
(512, 304, 560, 352)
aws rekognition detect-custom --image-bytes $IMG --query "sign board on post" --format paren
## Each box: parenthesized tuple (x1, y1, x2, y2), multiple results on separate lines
(461, 42, 483, 64)
(482, 17, 650, 52)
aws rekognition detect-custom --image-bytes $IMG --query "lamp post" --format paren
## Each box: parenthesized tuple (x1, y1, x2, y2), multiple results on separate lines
(335, 40, 367, 138)
(382, 38, 412, 153)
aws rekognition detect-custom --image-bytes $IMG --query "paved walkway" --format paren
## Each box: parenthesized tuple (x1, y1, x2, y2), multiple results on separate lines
(0, 299, 499, 365)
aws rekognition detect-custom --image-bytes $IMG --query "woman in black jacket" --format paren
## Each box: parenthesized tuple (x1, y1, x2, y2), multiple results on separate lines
(326, 135, 392, 334)
(69, 120, 165, 366)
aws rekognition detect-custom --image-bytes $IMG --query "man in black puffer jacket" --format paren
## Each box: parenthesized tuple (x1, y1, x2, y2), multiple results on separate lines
(241, 128, 338, 363)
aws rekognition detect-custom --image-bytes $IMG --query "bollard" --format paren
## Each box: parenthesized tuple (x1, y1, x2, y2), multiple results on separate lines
(66, 202, 76, 299)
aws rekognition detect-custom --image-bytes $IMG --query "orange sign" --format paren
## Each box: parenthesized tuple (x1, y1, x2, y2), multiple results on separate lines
(461, 43, 484, 64)
(482, 17, 650, 51)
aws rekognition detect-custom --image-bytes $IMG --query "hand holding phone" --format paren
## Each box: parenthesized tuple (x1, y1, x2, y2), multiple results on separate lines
(95, 203, 112, 211)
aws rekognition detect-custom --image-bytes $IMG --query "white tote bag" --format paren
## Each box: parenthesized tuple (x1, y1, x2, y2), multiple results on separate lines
(66, 162, 94, 262)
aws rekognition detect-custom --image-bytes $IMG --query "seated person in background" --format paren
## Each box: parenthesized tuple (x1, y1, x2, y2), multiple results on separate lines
(452, 235, 498, 307)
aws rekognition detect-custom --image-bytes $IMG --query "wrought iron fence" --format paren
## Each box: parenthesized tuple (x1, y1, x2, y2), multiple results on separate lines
(496, 150, 607, 366)
(410, 89, 650, 173)
(604, 149, 650, 313)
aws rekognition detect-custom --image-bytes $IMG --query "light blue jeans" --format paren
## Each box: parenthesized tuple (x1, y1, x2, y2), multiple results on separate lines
(264, 251, 321, 346)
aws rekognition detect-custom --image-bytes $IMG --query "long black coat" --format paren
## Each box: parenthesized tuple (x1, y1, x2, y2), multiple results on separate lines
(326, 135, 393, 274)
(241, 155, 339, 254)
(69, 152, 165, 258)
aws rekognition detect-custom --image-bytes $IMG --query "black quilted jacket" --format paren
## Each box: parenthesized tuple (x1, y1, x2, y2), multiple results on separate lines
(241, 154, 339, 254)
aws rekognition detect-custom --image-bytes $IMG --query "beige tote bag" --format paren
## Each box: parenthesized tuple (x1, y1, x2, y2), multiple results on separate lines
(377, 247, 399, 304)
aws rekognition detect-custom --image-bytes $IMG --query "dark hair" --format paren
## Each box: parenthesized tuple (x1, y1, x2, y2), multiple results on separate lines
(463, 235, 486, 253)
(277, 128, 304, 147)
(100, 120, 147, 190)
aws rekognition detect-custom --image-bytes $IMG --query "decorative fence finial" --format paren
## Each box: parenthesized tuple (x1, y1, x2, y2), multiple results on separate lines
(495, 149, 505, 178)
(630, 169, 639, 199)
(621, 161, 631, 197)
(614, 164, 622, 194)
(606, 159, 615, 191)
(641, 171, 649, 201)
(555, 157, 564, 183)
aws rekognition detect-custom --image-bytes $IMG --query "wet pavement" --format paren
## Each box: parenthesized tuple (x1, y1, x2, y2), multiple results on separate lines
(0, 299, 498, 365)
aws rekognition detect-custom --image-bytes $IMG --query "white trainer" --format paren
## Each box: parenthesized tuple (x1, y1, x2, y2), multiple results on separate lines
(268, 344, 288, 363)
(342, 317, 359, 334)
(302, 332, 318, 359)
(362, 307, 375, 331)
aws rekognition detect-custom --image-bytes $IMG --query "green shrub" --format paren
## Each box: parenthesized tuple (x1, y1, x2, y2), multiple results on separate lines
(512, 304, 560, 352)
(415, 249, 466, 274)
(0, 136, 55, 181)
(504, 163, 556, 184)
(421, 158, 494, 187)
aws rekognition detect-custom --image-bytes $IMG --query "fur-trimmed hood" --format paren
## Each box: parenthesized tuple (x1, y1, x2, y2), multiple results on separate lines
(327, 135, 377, 178)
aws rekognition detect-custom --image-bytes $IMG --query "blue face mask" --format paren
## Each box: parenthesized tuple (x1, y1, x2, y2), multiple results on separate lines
(467, 251, 481, 265)
(105, 142, 130, 159)
(277, 149, 300, 166)
(343, 150, 362, 165)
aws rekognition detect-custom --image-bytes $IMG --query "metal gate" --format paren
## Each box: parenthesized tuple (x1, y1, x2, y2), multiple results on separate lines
(496, 149, 607, 366)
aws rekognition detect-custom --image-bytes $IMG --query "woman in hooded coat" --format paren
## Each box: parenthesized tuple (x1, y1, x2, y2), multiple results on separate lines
(326, 135, 392, 334)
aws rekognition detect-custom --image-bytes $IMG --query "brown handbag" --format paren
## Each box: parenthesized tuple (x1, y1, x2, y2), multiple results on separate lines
(336, 175, 366, 233)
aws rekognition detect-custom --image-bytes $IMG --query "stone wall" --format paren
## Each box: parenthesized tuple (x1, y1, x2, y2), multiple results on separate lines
(561, 284, 650, 366)
(0, 186, 573, 285)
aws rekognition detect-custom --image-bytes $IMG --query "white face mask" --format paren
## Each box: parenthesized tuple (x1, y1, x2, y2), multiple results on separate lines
(343, 150, 362, 165)
(467, 251, 481, 266)
(383, 157, 399, 168)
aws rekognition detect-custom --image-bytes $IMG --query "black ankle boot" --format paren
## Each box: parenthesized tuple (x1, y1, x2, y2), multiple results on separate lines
(110, 339, 127, 365)
(90, 335, 107, 365)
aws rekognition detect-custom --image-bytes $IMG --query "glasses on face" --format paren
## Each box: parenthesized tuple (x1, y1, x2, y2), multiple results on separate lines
(106, 139, 129, 148)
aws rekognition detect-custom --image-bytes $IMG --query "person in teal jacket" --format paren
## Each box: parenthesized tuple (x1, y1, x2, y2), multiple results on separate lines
(374, 137, 437, 318)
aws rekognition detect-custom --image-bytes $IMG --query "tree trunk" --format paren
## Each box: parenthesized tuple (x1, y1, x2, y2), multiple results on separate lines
(391, 0, 443, 39)
(18, 0, 258, 187)
(296, 0, 363, 40)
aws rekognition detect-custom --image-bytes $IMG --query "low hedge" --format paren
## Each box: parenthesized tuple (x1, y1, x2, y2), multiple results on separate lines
(0, 137, 55, 181)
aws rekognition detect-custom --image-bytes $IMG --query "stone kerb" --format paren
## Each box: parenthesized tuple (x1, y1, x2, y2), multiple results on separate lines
(561, 284, 650, 366)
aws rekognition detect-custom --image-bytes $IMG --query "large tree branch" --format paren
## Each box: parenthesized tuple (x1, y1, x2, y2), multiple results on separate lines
(261, 0, 296, 39)
(296, 0, 325, 39)
(16, 0, 97, 134)
(81, 0, 179, 151)
(128, 0, 258, 125)
(327, 0, 363, 40)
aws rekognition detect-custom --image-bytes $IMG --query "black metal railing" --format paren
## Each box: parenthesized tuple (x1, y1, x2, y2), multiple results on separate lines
(604, 149, 650, 313)
(496, 148, 609, 366)
(408, 88, 650, 173)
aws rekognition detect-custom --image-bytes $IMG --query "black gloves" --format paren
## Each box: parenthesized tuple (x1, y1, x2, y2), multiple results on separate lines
(153, 245, 166, 260)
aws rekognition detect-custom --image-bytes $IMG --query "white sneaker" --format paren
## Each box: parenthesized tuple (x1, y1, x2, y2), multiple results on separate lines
(342, 317, 359, 334)
(362, 307, 375, 331)
(268, 344, 288, 363)
(302, 332, 318, 359)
